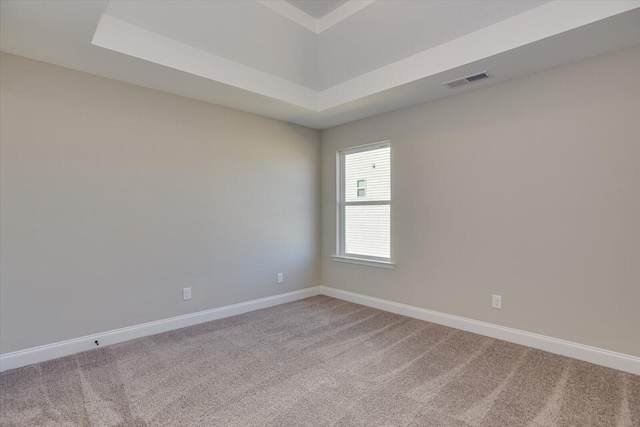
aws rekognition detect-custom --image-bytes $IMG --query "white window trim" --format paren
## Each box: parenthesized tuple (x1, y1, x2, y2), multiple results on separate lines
(331, 255, 395, 269)
(334, 141, 392, 267)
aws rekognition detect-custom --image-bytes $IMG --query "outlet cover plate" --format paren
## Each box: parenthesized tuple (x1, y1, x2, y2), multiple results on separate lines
(492, 294, 502, 309)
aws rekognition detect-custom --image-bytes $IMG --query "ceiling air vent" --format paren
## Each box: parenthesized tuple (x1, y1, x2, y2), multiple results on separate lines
(443, 71, 493, 89)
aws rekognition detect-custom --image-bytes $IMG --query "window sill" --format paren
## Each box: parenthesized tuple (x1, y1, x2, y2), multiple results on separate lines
(331, 255, 395, 269)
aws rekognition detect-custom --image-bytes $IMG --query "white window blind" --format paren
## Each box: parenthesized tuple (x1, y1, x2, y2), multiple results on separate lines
(338, 143, 391, 261)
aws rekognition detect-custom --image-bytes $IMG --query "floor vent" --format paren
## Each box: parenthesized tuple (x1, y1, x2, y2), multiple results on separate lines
(443, 71, 493, 89)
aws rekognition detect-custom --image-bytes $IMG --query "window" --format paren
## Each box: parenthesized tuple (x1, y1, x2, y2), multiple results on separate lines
(356, 179, 366, 197)
(334, 142, 392, 267)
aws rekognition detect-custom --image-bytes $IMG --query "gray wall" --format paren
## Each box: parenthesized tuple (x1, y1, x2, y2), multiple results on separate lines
(320, 46, 640, 357)
(2, 45, 639, 359)
(0, 53, 320, 354)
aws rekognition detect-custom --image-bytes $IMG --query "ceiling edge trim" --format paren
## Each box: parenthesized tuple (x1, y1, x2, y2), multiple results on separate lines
(256, 0, 375, 34)
(256, 0, 318, 33)
(91, 14, 319, 111)
(90, 1, 640, 114)
(318, 1, 376, 33)
(319, 0, 640, 110)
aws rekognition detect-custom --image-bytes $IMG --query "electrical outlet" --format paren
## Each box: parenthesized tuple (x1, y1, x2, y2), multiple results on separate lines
(277, 273, 283, 283)
(492, 294, 502, 309)
(183, 287, 192, 301)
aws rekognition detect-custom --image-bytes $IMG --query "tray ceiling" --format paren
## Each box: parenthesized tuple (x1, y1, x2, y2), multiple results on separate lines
(285, 0, 350, 19)
(1, 0, 639, 129)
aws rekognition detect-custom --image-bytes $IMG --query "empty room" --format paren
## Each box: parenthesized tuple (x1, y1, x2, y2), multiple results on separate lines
(1, 0, 639, 426)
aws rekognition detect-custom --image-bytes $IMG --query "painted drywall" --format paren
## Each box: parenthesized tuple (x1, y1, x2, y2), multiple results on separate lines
(320, 46, 640, 357)
(105, 0, 320, 90)
(0, 53, 320, 354)
(316, 0, 549, 89)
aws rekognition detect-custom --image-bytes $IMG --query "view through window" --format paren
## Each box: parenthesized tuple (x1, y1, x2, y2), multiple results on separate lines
(339, 143, 391, 260)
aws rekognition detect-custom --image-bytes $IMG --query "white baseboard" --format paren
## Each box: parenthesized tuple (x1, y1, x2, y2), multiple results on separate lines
(0, 286, 321, 372)
(320, 286, 640, 376)
(3, 285, 637, 376)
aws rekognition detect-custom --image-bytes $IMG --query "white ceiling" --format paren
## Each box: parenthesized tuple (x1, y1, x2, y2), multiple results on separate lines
(285, 0, 350, 18)
(1, 0, 639, 129)
(316, 0, 549, 89)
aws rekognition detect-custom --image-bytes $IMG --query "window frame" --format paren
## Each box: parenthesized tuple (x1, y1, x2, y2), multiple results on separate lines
(333, 141, 394, 268)
(356, 179, 367, 198)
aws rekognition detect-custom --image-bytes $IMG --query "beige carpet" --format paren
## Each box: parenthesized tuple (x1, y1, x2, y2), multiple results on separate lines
(1, 296, 638, 426)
